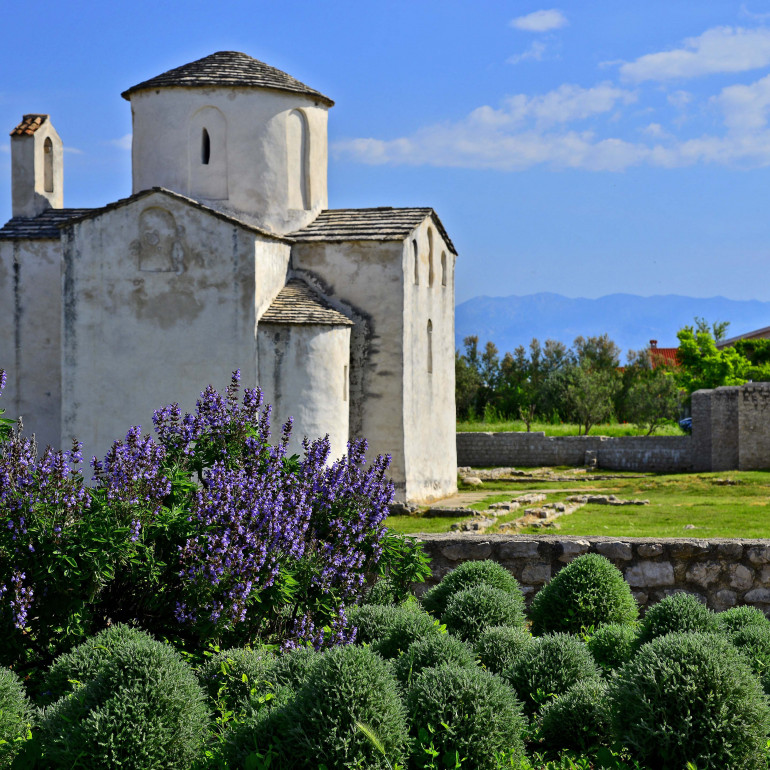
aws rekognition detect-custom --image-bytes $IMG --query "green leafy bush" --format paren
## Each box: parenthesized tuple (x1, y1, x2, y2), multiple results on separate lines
(716, 605, 770, 635)
(474, 625, 534, 675)
(348, 603, 441, 659)
(198, 646, 277, 713)
(528, 554, 638, 635)
(539, 679, 612, 753)
(635, 592, 717, 647)
(407, 663, 526, 770)
(441, 584, 526, 641)
(728, 625, 770, 694)
(271, 646, 321, 691)
(503, 633, 600, 716)
(287, 644, 408, 769)
(392, 634, 476, 688)
(611, 632, 770, 769)
(38, 637, 209, 769)
(421, 560, 522, 619)
(41, 623, 155, 705)
(0, 667, 30, 766)
(586, 623, 638, 672)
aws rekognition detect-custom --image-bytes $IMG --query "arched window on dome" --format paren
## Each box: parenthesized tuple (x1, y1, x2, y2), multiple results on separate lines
(188, 106, 227, 199)
(441, 251, 447, 287)
(287, 110, 310, 210)
(44, 137, 54, 193)
(427, 319, 433, 374)
(201, 129, 211, 165)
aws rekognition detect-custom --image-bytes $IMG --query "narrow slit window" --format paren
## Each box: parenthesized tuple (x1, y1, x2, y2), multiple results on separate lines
(441, 251, 447, 287)
(428, 228, 435, 287)
(343, 365, 348, 402)
(201, 128, 211, 165)
(427, 319, 433, 374)
(413, 239, 419, 285)
(43, 137, 54, 193)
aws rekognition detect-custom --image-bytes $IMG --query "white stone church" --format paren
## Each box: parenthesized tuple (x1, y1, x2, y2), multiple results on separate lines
(0, 51, 457, 502)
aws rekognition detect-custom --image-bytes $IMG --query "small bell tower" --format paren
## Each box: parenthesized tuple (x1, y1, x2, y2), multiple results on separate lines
(10, 114, 63, 218)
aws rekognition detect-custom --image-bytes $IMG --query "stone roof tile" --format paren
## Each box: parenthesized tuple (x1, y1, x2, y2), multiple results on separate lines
(10, 114, 48, 137)
(0, 208, 94, 240)
(260, 278, 352, 326)
(121, 51, 334, 106)
(289, 207, 457, 254)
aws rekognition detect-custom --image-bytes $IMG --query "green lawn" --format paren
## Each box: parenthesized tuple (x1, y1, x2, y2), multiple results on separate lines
(456, 419, 683, 436)
(388, 471, 770, 539)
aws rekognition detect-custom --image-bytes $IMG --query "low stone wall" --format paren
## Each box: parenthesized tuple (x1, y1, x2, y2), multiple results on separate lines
(417, 534, 770, 613)
(456, 432, 692, 472)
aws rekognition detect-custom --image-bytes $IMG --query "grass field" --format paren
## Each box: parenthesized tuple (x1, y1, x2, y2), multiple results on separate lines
(387, 470, 770, 539)
(455, 419, 683, 436)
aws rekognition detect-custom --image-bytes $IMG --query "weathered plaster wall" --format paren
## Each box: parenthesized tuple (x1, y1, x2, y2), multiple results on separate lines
(0, 238, 63, 449)
(257, 322, 350, 460)
(129, 88, 328, 234)
(456, 432, 692, 471)
(291, 241, 408, 495)
(61, 191, 290, 461)
(403, 220, 457, 502)
(418, 533, 770, 613)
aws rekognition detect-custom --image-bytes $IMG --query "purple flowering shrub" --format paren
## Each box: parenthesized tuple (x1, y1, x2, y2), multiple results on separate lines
(0, 369, 412, 677)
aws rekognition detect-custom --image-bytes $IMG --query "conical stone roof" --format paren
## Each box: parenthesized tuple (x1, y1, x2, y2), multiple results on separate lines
(121, 51, 334, 106)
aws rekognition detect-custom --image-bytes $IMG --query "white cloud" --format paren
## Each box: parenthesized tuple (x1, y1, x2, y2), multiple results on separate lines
(333, 74, 770, 173)
(667, 90, 693, 109)
(0, 144, 9, 154)
(510, 9, 567, 33)
(63, 146, 83, 155)
(620, 26, 770, 82)
(108, 134, 132, 150)
(508, 40, 548, 64)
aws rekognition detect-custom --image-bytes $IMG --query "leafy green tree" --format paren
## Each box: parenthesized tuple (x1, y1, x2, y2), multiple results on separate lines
(675, 327, 749, 394)
(564, 366, 619, 435)
(626, 365, 681, 435)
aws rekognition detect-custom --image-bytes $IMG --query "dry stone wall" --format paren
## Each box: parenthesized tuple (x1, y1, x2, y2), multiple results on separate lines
(456, 432, 692, 472)
(417, 534, 770, 613)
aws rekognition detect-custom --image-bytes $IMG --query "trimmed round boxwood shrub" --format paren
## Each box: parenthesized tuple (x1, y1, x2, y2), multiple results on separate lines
(407, 664, 526, 770)
(611, 632, 770, 769)
(635, 592, 717, 647)
(363, 576, 399, 606)
(528, 554, 638, 635)
(287, 644, 408, 769)
(41, 623, 153, 705)
(349, 603, 441, 658)
(729, 625, 770, 694)
(392, 634, 476, 688)
(587, 623, 638, 672)
(271, 646, 321, 691)
(716, 605, 770, 635)
(441, 584, 526, 641)
(503, 632, 600, 716)
(0, 667, 31, 767)
(421, 560, 523, 619)
(539, 679, 612, 753)
(198, 646, 277, 713)
(474, 625, 534, 675)
(38, 637, 209, 769)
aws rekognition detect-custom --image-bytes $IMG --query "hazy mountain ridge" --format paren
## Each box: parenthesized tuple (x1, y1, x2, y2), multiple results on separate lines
(455, 293, 770, 358)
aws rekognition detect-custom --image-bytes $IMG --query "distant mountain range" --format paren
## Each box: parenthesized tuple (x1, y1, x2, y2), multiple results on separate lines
(455, 293, 770, 358)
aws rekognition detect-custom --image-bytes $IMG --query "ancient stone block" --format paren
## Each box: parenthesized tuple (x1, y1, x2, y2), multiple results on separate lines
(499, 540, 540, 559)
(636, 543, 664, 558)
(632, 590, 649, 606)
(440, 541, 492, 561)
(712, 590, 737, 611)
(595, 541, 633, 561)
(669, 541, 710, 558)
(522, 563, 551, 584)
(715, 542, 744, 559)
(557, 540, 591, 563)
(748, 546, 770, 565)
(625, 561, 675, 588)
(729, 564, 754, 591)
(745, 588, 770, 603)
(685, 561, 722, 588)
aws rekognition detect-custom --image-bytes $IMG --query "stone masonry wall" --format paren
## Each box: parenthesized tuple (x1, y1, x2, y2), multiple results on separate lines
(456, 432, 692, 472)
(417, 534, 770, 613)
(739, 383, 770, 470)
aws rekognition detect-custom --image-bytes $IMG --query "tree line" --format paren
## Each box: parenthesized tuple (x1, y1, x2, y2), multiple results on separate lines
(456, 319, 770, 435)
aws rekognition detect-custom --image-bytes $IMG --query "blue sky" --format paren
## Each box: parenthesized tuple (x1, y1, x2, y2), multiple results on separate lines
(3, 1, 770, 303)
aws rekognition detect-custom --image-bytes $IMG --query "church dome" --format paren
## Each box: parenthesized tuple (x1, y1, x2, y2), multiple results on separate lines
(121, 50, 334, 106)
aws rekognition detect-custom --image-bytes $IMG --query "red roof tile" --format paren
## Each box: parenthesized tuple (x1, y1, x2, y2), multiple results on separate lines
(10, 114, 48, 137)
